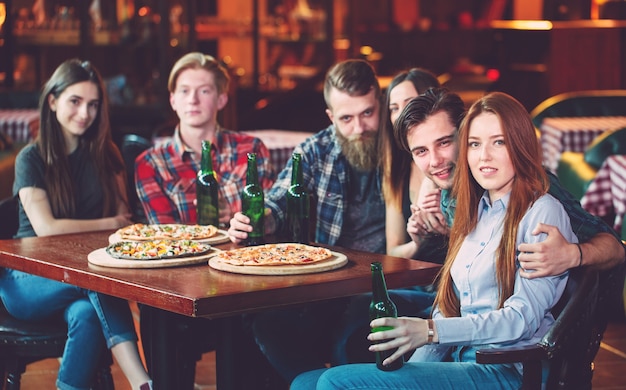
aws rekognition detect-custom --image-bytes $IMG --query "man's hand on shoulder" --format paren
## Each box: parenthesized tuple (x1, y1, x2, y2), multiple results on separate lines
(517, 223, 578, 279)
(519, 223, 625, 278)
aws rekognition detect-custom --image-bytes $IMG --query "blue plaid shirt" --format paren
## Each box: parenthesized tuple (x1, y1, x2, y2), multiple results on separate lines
(266, 125, 384, 246)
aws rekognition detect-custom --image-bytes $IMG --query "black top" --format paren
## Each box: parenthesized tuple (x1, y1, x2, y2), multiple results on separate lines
(13, 143, 104, 238)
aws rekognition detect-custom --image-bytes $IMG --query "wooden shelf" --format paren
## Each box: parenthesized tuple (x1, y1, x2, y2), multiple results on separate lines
(13, 29, 120, 46)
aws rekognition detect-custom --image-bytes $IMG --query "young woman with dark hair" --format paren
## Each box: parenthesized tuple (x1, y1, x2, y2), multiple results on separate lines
(0, 59, 152, 390)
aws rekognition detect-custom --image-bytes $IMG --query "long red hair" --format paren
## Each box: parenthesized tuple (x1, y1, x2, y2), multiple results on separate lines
(435, 92, 549, 317)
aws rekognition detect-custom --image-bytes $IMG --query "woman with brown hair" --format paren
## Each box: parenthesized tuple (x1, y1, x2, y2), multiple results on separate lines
(0, 59, 151, 390)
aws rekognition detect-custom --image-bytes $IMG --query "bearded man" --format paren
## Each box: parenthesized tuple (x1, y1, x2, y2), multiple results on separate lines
(229, 58, 385, 253)
(228, 59, 386, 385)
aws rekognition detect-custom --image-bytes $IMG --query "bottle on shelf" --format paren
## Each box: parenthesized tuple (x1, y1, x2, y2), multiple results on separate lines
(196, 140, 219, 226)
(242, 153, 265, 246)
(369, 261, 404, 371)
(286, 152, 310, 243)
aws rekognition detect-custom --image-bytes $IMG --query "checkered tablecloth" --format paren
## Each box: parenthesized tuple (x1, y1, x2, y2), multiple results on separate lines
(540, 116, 626, 173)
(0, 109, 39, 144)
(242, 129, 314, 172)
(580, 154, 626, 233)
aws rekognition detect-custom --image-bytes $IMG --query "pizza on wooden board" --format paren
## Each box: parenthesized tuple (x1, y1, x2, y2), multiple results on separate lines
(106, 240, 212, 260)
(115, 223, 218, 241)
(212, 243, 333, 266)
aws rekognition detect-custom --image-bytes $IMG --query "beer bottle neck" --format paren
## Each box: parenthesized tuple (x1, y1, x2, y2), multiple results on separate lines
(371, 265, 390, 302)
(291, 154, 303, 186)
(201, 141, 215, 174)
(246, 154, 259, 185)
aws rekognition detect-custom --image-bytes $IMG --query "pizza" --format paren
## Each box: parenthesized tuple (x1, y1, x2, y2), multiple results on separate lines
(115, 223, 218, 241)
(106, 240, 212, 260)
(212, 243, 333, 266)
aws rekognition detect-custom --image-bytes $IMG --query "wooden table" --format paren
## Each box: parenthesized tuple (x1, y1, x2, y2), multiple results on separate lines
(0, 231, 440, 389)
(580, 155, 626, 236)
(540, 116, 626, 173)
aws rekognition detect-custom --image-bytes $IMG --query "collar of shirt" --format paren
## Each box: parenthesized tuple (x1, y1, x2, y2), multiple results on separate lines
(173, 125, 225, 167)
(478, 190, 510, 218)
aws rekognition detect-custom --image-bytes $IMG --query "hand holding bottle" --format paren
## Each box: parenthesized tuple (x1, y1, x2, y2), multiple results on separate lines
(369, 262, 404, 371)
(228, 209, 276, 244)
(368, 317, 435, 367)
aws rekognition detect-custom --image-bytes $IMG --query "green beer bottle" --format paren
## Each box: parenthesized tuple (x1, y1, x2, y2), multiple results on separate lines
(196, 140, 219, 226)
(369, 261, 404, 371)
(286, 153, 310, 243)
(242, 153, 264, 246)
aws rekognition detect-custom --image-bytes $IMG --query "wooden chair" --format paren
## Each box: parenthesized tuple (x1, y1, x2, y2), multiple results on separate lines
(476, 266, 601, 389)
(0, 196, 114, 389)
(0, 196, 18, 240)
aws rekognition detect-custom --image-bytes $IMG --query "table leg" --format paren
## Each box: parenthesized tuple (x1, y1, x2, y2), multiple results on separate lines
(216, 315, 288, 390)
(216, 316, 239, 389)
(140, 306, 197, 390)
(141, 307, 285, 390)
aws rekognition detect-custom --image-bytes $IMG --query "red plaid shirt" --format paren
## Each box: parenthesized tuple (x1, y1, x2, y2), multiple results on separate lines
(135, 128, 276, 224)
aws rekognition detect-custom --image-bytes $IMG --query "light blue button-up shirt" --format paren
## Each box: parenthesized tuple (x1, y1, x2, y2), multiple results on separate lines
(412, 191, 575, 371)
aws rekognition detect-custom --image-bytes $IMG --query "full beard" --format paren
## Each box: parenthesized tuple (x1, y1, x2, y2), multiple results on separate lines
(335, 130, 379, 171)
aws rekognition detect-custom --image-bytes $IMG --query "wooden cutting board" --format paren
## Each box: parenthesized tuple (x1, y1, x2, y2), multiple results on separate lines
(208, 251, 348, 275)
(108, 229, 231, 245)
(88, 247, 221, 269)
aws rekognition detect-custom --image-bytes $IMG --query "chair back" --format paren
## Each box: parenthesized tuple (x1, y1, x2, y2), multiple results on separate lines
(540, 266, 599, 389)
(530, 90, 626, 130)
(0, 195, 19, 239)
(120, 134, 152, 223)
(582, 126, 626, 169)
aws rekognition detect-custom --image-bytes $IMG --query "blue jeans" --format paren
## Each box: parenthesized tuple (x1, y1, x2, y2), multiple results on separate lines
(0, 269, 138, 390)
(292, 346, 522, 390)
(252, 288, 436, 383)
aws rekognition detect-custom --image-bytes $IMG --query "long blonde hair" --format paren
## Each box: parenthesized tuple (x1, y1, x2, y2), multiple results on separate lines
(435, 92, 549, 317)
